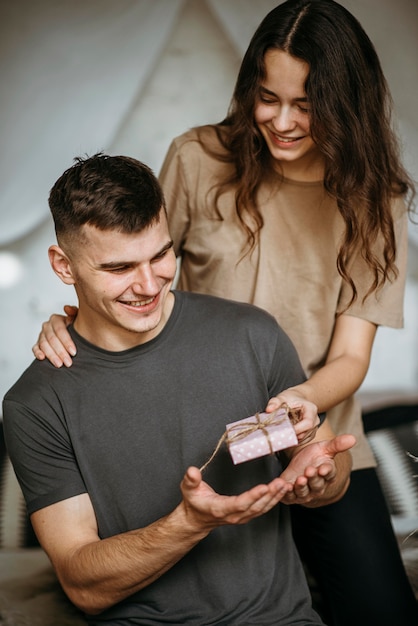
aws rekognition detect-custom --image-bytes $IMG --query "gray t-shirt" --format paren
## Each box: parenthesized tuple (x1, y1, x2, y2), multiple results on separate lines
(3, 291, 323, 625)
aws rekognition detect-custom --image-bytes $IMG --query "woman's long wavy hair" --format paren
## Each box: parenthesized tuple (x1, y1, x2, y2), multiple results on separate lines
(201, 0, 415, 304)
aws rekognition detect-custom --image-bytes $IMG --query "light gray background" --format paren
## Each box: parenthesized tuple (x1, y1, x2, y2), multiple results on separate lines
(1, 0, 417, 406)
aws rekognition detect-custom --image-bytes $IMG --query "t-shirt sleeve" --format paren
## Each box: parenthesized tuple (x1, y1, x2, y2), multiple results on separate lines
(336, 196, 408, 328)
(159, 137, 191, 258)
(247, 309, 307, 396)
(3, 398, 87, 515)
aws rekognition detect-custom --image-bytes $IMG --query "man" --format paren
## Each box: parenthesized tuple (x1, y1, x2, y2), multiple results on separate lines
(3, 154, 354, 625)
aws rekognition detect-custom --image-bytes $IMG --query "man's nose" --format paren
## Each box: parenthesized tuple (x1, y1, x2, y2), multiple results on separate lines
(131, 265, 159, 293)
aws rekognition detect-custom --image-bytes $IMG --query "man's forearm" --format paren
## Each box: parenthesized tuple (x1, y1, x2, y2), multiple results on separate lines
(55, 503, 208, 615)
(46, 466, 291, 615)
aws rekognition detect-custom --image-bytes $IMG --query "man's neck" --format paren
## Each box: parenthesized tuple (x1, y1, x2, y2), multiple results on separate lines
(73, 292, 175, 352)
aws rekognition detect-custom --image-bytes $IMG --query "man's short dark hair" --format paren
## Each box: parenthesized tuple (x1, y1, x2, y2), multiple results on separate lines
(49, 153, 166, 244)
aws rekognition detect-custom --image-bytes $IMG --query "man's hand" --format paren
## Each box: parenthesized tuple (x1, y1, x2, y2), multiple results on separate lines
(280, 434, 355, 507)
(180, 466, 293, 529)
(32, 305, 78, 368)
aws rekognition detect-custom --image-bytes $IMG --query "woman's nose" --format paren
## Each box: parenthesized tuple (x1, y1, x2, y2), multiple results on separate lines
(272, 105, 296, 132)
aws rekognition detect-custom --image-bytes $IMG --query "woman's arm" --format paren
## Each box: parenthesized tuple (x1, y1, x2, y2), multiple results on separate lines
(268, 313, 377, 414)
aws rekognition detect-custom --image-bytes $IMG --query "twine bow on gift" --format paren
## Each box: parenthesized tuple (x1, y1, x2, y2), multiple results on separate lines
(199, 404, 303, 473)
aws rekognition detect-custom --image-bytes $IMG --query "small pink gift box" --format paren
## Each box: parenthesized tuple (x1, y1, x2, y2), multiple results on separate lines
(226, 408, 298, 465)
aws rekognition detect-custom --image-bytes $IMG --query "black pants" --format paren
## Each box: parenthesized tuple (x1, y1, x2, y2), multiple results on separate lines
(291, 468, 418, 626)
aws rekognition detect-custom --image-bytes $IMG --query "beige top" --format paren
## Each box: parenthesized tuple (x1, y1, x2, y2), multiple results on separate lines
(159, 127, 408, 469)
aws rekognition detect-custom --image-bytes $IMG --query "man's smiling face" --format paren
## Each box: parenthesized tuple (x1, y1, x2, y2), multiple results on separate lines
(59, 208, 177, 351)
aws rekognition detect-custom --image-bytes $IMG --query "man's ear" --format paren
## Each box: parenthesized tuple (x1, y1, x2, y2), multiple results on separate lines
(48, 245, 76, 285)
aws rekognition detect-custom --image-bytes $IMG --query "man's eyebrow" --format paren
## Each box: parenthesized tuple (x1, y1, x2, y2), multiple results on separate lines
(97, 240, 174, 269)
(97, 260, 133, 270)
(154, 240, 174, 258)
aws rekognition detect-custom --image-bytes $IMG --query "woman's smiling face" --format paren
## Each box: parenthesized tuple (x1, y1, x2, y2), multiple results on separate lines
(254, 49, 323, 180)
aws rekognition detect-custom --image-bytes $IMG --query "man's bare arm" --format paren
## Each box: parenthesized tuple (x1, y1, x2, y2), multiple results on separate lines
(31, 470, 292, 615)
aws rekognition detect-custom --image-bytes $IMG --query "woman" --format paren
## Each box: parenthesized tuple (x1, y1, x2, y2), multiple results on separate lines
(33, 1, 417, 623)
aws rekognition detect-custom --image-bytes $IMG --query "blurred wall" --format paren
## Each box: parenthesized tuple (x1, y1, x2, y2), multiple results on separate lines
(1, 0, 417, 406)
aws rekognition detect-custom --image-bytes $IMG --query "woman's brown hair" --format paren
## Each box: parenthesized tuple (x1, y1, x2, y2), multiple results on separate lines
(199, 0, 415, 305)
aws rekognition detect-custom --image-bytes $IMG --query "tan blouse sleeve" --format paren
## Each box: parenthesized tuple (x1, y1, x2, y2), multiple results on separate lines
(336, 196, 408, 329)
(159, 137, 190, 258)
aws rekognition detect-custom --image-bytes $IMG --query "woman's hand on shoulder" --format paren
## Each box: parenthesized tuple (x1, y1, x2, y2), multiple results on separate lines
(32, 305, 78, 368)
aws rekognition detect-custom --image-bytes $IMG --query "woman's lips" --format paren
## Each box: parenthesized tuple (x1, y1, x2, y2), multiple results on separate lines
(268, 129, 303, 147)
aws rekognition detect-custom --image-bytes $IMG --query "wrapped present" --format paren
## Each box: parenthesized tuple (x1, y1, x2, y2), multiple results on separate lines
(226, 408, 298, 465)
